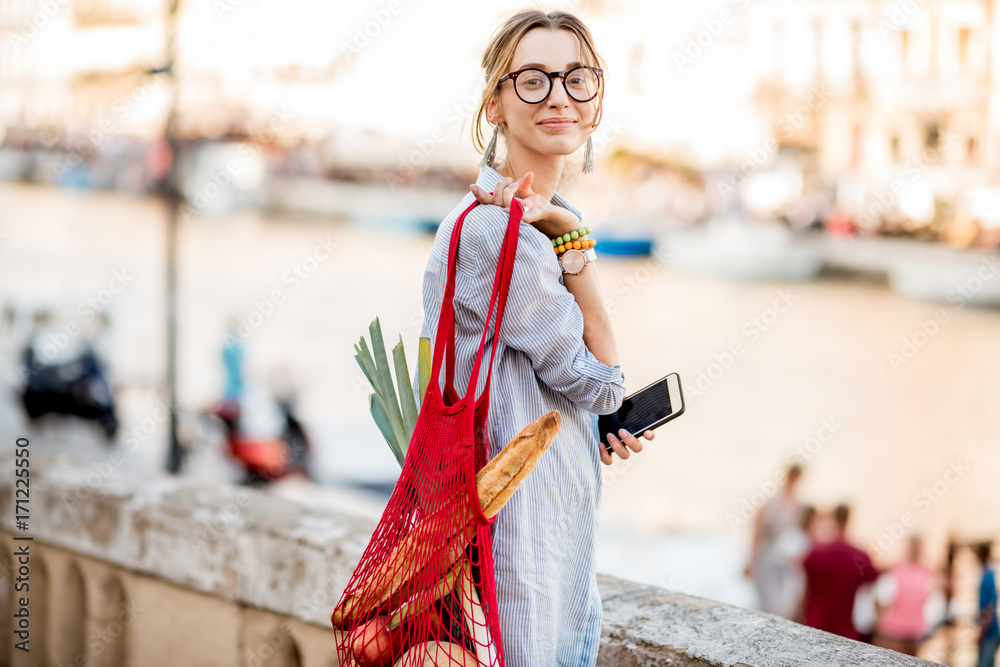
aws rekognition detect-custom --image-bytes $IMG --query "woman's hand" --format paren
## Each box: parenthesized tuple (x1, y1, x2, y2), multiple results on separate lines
(599, 428, 654, 466)
(469, 172, 579, 238)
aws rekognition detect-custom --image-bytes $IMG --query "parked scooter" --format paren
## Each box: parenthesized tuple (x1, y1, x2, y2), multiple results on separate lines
(18, 340, 118, 440)
(201, 395, 312, 487)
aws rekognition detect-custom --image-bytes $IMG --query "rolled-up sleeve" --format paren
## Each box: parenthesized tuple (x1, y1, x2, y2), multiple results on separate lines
(457, 206, 626, 415)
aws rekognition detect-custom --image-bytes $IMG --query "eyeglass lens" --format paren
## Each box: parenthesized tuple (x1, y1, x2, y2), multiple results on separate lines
(515, 67, 600, 104)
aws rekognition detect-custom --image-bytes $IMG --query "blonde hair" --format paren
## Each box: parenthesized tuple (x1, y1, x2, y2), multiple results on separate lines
(472, 8, 607, 156)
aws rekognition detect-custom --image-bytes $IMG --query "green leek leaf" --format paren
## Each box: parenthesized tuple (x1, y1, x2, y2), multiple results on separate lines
(417, 337, 431, 407)
(369, 318, 407, 451)
(354, 351, 379, 397)
(355, 338, 380, 398)
(370, 394, 404, 467)
(393, 336, 418, 447)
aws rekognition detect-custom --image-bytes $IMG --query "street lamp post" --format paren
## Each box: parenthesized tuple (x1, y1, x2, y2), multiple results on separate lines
(152, 0, 184, 474)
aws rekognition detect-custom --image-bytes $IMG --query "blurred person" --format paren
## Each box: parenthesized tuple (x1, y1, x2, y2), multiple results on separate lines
(222, 319, 245, 403)
(218, 322, 283, 442)
(854, 574, 878, 644)
(775, 504, 817, 622)
(939, 538, 960, 664)
(802, 504, 880, 640)
(745, 464, 805, 616)
(977, 542, 999, 667)
(873, 536, 936, 656)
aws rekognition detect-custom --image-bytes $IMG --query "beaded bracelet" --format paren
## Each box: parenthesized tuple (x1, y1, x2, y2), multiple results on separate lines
(552, 226, 596, 255)
(551, 226, 591, 245)
(554, 238, 597, 254)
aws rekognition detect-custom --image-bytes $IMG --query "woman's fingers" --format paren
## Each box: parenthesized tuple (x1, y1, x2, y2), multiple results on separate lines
(516, 172, 534, 198)
(495, 177, 511, 207)
(469, 184, 492, 204)
(470, 175, 547, 221)
(490, 178, 510, 207)
(600, 428, 655, 465)
(618, 428, 644, 453)
(470, 174, 539, 213)
(605, 432, 630, 460)
(601, 429, 653, 464)
(502, 179, 519, 209)
(470, 180, 515, 209)
(599, 441, 613, 466)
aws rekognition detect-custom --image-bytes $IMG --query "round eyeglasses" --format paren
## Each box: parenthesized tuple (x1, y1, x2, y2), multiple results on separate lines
(498, 66, 603, 104)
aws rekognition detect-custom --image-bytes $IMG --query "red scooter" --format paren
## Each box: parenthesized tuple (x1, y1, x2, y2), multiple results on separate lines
(198, 396, 313, 487)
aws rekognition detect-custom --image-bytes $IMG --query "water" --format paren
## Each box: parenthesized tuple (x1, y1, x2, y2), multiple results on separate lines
(1, 183, 997, 632)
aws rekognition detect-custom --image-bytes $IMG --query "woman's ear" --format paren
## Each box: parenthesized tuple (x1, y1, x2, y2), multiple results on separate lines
(486, 95, 504, 126)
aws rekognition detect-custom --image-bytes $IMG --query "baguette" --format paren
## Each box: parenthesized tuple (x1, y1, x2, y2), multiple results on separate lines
(476, 410, 560, 519)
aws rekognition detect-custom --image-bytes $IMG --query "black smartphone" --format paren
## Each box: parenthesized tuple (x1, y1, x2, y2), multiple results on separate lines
(599, 373, 685, 454)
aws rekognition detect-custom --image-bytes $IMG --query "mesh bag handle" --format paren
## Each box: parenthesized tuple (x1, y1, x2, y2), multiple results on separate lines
(430, 196, 523, 411)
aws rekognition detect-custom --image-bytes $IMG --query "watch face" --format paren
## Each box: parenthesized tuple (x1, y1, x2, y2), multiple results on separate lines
(561, 249, 586, 274)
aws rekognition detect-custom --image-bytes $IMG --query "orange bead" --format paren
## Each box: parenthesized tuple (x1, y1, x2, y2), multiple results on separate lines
(573, 241, 581, 250)
(557, 244, 565, 253)
(588, 239, 596, 247)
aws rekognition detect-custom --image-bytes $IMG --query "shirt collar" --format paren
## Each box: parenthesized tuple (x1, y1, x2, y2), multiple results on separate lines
(475, 164, 583, 223)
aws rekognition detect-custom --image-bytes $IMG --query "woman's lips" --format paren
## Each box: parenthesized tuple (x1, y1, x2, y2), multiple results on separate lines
(537, 119, 576, 130)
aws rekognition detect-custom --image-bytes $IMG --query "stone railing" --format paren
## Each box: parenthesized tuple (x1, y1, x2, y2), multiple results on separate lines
(0, 450, 937, 667)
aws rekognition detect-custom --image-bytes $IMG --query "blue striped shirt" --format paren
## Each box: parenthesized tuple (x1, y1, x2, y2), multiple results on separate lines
(418, 165, 627, 666)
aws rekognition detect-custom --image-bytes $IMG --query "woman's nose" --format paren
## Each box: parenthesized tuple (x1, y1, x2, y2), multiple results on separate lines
(547, 79, 571, 107)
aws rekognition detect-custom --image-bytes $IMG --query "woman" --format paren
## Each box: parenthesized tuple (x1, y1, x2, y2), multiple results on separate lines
(417, 9, 653, 665)
(745, 464, 804, 616)
(873, 536, 936, 657)
(774, 504, 816, 621)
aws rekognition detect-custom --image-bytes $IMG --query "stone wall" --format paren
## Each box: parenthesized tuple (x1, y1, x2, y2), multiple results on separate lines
(0, 450, 937, 666)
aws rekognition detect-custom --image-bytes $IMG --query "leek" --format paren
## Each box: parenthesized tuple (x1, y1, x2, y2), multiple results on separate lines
(354, 317, 433, 467)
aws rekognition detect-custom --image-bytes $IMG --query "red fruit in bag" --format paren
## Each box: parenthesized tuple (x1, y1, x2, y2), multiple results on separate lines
(348, 615, 404, 667)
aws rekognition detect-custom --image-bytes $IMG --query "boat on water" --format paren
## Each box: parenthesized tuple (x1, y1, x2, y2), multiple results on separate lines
(663, 216, 823, 282)
(889, 258, 1000, 307)
(593, 235, 655, 257)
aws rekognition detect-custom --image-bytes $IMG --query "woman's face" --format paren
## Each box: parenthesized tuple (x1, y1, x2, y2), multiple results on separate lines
(489, 28, 599, 161)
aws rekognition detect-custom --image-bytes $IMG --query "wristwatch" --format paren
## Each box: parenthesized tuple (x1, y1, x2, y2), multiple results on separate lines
(559, 247, 597, 275)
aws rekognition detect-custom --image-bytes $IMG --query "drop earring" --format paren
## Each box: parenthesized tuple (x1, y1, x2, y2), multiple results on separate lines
(582, 135, 594, 174)
(480, 124, 501, 170)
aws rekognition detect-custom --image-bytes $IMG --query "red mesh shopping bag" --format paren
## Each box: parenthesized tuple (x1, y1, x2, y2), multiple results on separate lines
(332, 197, 527, 666)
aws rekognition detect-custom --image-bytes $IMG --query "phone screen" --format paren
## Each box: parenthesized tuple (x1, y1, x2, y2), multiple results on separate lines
(598, 378, 674, 445)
